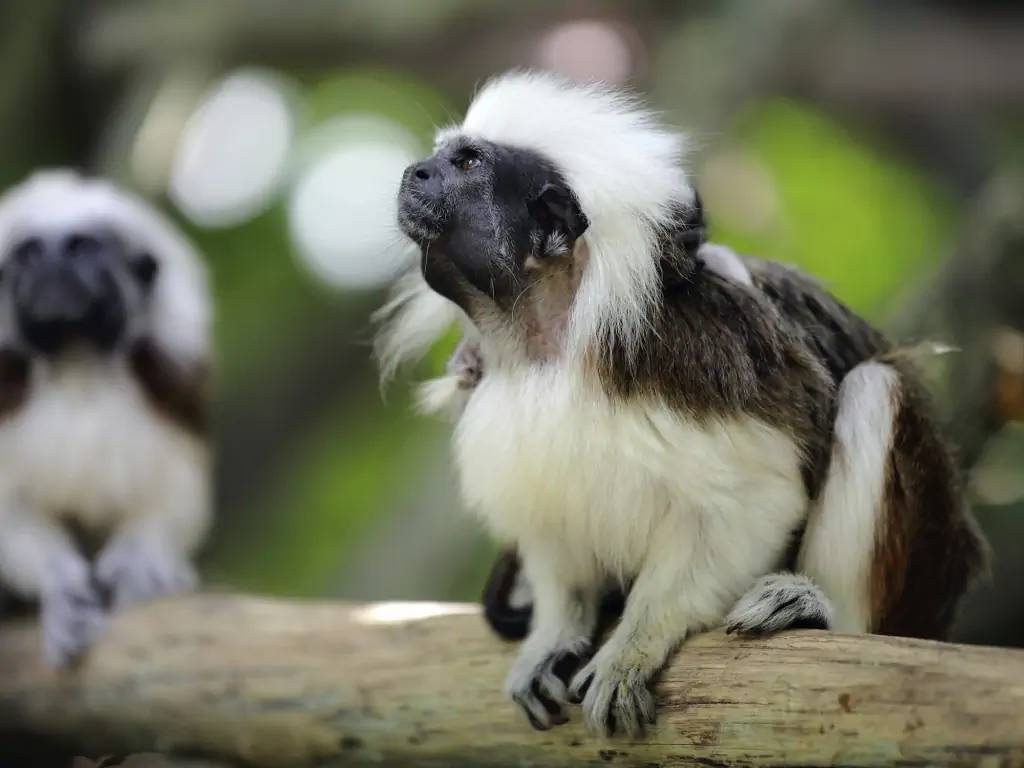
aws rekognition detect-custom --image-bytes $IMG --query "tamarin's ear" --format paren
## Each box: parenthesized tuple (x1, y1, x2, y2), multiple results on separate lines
(529, 182, 589, 241)
(676, 189, 706, 255)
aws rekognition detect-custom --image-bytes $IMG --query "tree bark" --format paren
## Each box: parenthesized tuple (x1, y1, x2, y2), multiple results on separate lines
(1, 594, 1023, 767)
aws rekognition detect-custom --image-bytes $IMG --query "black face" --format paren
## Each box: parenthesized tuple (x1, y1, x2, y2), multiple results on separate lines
(398, 137, 588, 307)
(2, 225, 158, 356)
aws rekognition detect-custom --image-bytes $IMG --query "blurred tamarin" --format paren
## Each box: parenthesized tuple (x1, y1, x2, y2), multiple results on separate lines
(376, 73, 986, 736)
(0, 171, 211, 667)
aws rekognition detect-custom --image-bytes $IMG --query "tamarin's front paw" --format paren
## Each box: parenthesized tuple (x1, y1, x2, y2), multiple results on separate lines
(506, 642, 588, 730)
(569, 648, 656, 738)
(96, 536, 197, 609)
(40, 556, 107, 667)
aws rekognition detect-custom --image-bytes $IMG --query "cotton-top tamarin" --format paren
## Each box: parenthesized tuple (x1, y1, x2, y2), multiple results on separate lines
(375, 73, 986, 737)
(0, 171, 211, 667)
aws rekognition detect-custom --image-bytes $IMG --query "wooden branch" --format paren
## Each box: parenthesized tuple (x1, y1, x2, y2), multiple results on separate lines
(1, 595, 1023, 767)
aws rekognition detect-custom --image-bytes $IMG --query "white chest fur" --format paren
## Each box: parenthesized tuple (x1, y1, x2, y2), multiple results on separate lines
(0, 358, 202, 531)
(455, 367, 808, 585)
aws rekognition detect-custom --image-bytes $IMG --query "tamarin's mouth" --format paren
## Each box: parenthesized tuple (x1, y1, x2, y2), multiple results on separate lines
(10, 238, 127, 355)
(396, 171, 449, 242)
(397, 195, 444, 245)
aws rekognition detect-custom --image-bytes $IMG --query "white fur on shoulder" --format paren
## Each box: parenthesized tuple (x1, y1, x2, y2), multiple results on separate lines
(699, 243, 753, 287)
(456, 366, 806, 584)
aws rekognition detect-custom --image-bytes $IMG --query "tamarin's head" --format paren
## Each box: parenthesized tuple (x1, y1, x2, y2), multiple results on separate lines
(399, 131, 589, 306)
(0, 170, 209, 361)
(396, 71, 697, 358)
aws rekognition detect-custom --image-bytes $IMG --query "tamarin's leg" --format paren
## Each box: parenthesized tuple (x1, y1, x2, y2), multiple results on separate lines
(504, 541, 599, 731)
(95, 456, 208, 609)
(0, 504, 106, 666)
(798, 362, 904, 633)
(482, 549, 626, 641)
(568, 500, 799, 739)
(728, 360, 985, 639)
(801, 360, 986, 638)
(726, 362, 899, 634)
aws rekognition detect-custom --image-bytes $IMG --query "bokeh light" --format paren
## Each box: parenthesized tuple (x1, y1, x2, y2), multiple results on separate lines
(169, 69, 295, 228)
(536, 19, 636, 84)
(701, 149, 781, 235)
(287, 115, 421, 291)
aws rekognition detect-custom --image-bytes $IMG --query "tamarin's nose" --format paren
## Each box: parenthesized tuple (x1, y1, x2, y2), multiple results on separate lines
(412, 161, 433, 181)
(406, 159, 443, 199)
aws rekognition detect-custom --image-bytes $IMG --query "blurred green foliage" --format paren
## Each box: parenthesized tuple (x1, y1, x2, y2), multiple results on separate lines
(717, 106, 1011, 581)
(714, 100, 957, 317)
(303, 71, 454, 138)
(212, 388, 430, 595)
(193, 73, 458, 596)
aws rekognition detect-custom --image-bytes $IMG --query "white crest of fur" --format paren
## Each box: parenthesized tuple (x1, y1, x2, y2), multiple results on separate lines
(376, 72, 693, 378)
(0, 170, 210, 363)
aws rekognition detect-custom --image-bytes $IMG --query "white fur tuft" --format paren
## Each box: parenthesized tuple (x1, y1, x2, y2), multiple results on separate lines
(373, 268, 460, 382)
(699, 243, 753, 287)
(415, 374, 469, 417)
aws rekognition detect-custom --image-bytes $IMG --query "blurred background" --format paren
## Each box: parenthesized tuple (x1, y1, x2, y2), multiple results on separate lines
(2, 0, 1021, 646)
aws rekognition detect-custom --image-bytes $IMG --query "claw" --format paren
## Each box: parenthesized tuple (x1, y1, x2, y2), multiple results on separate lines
(40, 555, 107, 668)
(568, 668, 594, 704)
(507, 646, 587, 730)
(513, 691, 554, 730)
(572, 654, 656, 738)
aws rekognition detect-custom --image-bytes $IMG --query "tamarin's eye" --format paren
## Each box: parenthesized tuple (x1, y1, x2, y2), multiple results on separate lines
(131, 252, 159, 287)
(454, 154, 481, 172)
